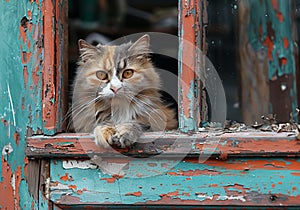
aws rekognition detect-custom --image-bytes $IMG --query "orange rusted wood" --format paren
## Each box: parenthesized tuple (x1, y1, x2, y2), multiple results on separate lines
(179, 0, 208, 132)
(43, 0, 56, 130)
(26, 131, 300, 158)
(55, 0, 68, 131)
(42, 0, 68, 133)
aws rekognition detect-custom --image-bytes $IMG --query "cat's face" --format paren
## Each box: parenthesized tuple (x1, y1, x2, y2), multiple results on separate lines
(76, 35, 160, 101)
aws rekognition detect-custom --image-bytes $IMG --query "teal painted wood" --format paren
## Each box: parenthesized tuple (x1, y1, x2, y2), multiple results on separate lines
(178, 0, 203, 133)
(49, 158, 300, 207)
(247, 0, 298, 121)
(248, 0, 296, 79)
(0, 0, 48, 209)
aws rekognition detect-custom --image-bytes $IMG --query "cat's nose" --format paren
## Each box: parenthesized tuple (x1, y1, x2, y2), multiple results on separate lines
(110, 86, 121, 93)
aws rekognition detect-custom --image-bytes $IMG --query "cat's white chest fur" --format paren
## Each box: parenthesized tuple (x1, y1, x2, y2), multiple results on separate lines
(110, 99, 136, 124)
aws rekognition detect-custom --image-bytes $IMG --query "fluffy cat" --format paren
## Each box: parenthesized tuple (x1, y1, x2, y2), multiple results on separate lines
(71, 34, 177, 148)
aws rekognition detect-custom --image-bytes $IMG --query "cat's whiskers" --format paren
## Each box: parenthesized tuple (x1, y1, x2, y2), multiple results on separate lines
(65, 95, 95, 113)
(124, 94, 166, 129)
(132, 98, 165, 130)
(124, 92, 162, 117)
(125, 90, 163, 103)
(72, 96, 101, 116)
(64, 95, 95, 125)
(69, 95, 102, 129)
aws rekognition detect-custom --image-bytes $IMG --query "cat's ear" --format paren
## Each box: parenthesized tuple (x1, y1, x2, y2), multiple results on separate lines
(78, 39, 99, 63)
(128, 34, 150, 56)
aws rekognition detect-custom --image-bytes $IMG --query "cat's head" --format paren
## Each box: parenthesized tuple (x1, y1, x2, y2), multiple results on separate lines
(75, 35, 160, 101)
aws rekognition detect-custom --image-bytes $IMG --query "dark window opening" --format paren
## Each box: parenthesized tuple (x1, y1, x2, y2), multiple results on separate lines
(207, 0, 240, 122)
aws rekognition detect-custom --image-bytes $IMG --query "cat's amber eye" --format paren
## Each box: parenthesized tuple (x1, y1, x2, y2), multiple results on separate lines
(96, 71, 108, 80)
(122, 69, 134, 79)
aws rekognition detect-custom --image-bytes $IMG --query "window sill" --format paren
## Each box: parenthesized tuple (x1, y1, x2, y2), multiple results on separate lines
(26, 131, 300, 158)
(26, 131, 300, 207)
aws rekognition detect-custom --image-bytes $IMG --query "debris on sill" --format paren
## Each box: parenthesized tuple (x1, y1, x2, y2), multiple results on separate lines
(199, 111, 300, 140)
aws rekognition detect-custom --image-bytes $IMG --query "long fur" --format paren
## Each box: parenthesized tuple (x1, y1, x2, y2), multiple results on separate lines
(70, 35, 177, 148)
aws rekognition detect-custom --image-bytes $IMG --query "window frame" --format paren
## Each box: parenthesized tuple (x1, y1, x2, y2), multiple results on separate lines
(40, 0, 300, 134)
(28, 0, 300, 169)
(25, 0, 300, 208)
(42, 0, 68, 134)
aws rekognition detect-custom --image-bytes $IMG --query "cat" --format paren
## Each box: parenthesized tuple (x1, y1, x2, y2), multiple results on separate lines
(71, 34, 177, 148)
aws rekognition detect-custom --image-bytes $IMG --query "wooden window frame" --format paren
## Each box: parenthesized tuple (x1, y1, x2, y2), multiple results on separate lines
(27, 0, 300, 156)
(25, 0, 300, 207)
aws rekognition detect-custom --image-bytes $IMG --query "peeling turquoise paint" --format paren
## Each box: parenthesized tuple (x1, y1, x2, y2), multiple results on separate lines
(0, 0, 47, 209)
(248, 0, 298, 120)
(50, 158, 300, 204)
(248, 0, 295, 78)
(187, 80, 195, 117)
(178, 0, 200, 133)
(179, 80, 198, 133)
(0, 0, 43, 165)
(179, 114, 197, 133)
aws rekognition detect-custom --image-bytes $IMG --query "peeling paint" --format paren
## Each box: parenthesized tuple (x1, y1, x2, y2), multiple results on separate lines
(0, 157, 15, 209)
(178, 0, 204, 132)
(248, 0, 298, 121)
(45, 177, 50, 200)
(49, 158, 300, 206)
(125, 191, 142, 197)
(2, 143, 13, 156)
(62, 160, 97, 170)
(26, 132, 300, 158)
(217, 195, 246, 202)
(1, 0, 299, 209)
(0, 0, 67, 208)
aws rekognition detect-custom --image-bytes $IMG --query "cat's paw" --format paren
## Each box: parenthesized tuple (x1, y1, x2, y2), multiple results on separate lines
(111, 124, 142, 148)
(93, 125, 116, 148)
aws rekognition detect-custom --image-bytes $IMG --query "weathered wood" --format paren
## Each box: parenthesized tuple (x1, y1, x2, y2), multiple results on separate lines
(26, 131, 300, 158)
(2, 0, 300, 209)
(43, 0, 68, 133)
(55, 0, 69, 132)
(0, 1, 46, 209)
(49, 158, 300, 207)
(178, 0, 208, 132)
(0, 0, 67, 209)
(25, 159, 41, 200)
(39, 160, 51, 209)
(239, 0, 299, 124)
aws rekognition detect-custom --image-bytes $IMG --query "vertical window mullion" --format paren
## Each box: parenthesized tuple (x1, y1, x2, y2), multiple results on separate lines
(178, 0, 207, 132)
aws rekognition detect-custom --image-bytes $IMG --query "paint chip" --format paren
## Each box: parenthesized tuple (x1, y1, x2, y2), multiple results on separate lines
(63, 160, 97, 170)
(125, 191, 142, 197)
(2, 143, 13, 155)
(20, 16, 29, 29)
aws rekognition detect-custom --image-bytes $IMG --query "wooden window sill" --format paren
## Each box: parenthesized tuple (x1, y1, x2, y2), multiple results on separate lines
(25, 131, 300, 207)
(26, 131, 300, 158)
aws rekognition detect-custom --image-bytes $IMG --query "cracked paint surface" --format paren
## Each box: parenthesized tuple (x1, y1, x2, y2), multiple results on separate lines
(178, 0, 204, 133)
(0, 0, 44, 209)
(49, 158, 300, 206)
(248, 0, 296, 79)
(247, 0, 298, 121)
(1, 0, 299, 209)
(0, 0, 67, 209)
(26, 131, 300, 158)
(25, 132, 300, 207)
